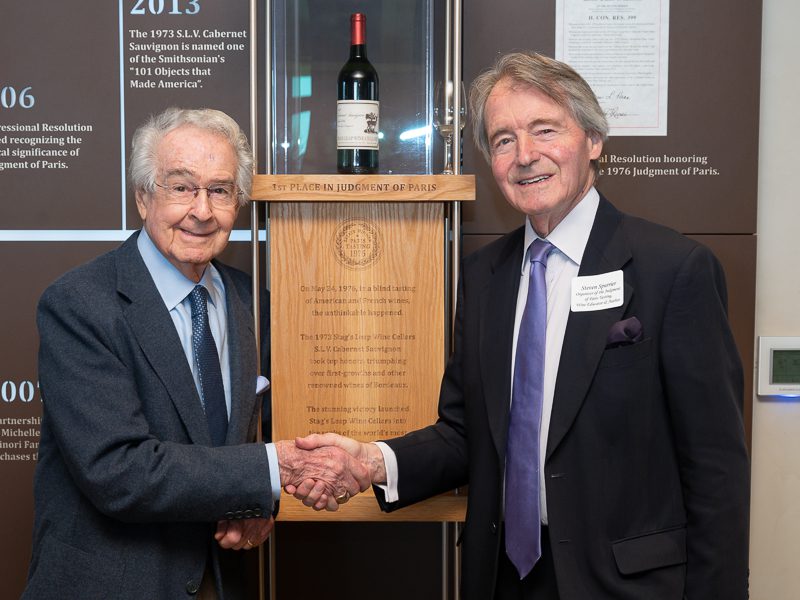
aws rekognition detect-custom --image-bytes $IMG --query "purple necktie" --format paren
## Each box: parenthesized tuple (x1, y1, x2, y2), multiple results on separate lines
(189, 285, 228, 446)
(505, 238, 552, 579)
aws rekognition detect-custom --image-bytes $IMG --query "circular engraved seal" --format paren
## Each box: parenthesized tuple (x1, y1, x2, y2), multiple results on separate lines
(332, 218, 382, 270)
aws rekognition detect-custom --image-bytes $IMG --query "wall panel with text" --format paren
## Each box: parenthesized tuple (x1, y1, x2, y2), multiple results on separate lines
(0, 1, 256, 595)
(461, 0, 760, 442)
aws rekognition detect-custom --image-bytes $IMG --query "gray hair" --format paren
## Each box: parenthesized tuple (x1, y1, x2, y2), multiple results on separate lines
(469, 51, 608, 173)
(129, 107, 253, 205)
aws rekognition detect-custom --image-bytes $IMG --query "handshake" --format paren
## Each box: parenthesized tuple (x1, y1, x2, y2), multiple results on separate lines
(275, 433, 387, 511)
(216, 433, 384, 551)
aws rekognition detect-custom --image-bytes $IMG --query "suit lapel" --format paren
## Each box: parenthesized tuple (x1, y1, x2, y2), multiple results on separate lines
(480, 228, 525, 463)
(116, 233, 213, 446)
(218, 266, 257, 445)
(546, 197, 633, 460)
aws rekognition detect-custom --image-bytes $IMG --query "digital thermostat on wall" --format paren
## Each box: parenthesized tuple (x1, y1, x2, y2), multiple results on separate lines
(757, 337, 800, 398)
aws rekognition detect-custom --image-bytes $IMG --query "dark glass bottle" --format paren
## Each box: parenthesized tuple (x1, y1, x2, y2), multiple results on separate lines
(337, 13, 379, 174)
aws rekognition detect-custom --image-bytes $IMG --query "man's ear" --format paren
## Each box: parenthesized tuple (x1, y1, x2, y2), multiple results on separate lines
(588, 131, 603, 161)
(135, 189, 148, 221)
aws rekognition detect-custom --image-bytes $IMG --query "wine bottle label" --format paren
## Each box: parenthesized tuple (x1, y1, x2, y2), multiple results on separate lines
(337, 100, 380, 150)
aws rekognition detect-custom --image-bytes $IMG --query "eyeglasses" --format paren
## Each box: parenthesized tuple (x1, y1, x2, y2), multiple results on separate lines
(154, 181, 240, 208)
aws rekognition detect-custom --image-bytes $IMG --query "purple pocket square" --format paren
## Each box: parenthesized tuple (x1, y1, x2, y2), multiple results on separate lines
(606, 317, 643, 348)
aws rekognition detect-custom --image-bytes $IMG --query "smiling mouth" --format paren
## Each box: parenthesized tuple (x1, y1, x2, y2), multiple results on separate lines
(180, 228, 216, 238)
(517, 175, 551, 185)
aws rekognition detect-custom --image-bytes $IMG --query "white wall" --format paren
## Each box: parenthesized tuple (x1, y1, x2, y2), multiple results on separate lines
(749, 1, 800, 598)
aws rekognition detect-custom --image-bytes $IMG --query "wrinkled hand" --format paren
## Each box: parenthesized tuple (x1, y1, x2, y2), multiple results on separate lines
(215, 516, 274, 550)
(285, 433, 387, 511)
(275, 439, 371, 511)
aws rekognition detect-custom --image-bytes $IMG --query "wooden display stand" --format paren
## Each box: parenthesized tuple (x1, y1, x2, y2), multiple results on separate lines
(252, 174, 474, 521)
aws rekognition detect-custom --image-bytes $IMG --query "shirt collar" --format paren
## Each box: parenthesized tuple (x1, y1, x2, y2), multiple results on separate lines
(523, 186, 599, 269)
(137, 228, 223, 311)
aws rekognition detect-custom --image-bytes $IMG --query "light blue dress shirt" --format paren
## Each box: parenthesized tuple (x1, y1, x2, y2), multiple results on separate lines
(137, 229, 232, 415)
(137, 229, 280, 505)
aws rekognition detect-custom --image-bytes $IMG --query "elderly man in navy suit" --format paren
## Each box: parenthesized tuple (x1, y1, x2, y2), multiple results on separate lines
(23, 107, 368, 600)
(291, 52, 750, 599)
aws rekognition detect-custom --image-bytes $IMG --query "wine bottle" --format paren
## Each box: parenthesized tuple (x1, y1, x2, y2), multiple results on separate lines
(337, 12, 379, 174)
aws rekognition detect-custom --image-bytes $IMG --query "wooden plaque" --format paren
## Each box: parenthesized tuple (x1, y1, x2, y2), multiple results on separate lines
(270, 201, 445, 442)
(263, 175, 472, 521)
(277, 489, 465, 522)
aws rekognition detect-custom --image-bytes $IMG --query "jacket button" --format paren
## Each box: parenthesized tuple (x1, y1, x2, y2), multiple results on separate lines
(186, 579, 200, 594)
(490, 522, 498, 534)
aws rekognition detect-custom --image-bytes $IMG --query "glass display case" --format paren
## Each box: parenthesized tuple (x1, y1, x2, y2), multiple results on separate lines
(259, 3, 466, 598)
(270, 0, 437, 175)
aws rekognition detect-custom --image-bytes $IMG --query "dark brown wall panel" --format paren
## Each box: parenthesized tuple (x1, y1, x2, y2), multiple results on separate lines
(462, 0, 761, 236)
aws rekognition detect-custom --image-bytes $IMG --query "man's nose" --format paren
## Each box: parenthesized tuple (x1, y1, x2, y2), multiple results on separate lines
(516, 134, 541, 166)
(188, 188, 214, 218)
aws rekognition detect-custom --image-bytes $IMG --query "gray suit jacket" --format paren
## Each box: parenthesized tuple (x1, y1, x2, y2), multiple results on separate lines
(23, 232, 272, 600)
(377, 196, 750, 599)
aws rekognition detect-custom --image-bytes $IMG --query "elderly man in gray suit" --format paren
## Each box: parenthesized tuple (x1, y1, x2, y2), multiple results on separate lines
(23, 108, 368, 600)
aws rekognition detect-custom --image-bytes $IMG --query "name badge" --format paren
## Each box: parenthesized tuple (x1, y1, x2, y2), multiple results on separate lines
(571, 270, 624, 312)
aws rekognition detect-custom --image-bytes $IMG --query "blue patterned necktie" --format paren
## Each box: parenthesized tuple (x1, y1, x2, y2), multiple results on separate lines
(505, 238, 553, 579)
(189, 285, 228, 446)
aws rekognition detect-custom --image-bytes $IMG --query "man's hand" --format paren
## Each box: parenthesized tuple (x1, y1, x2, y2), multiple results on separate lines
(274, 439, 371, 511)
(285, 433, 387, 511)
(215, 517, 274, 550)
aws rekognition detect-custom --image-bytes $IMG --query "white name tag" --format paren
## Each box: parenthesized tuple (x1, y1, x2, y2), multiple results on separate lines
(571, 270, 624, 312)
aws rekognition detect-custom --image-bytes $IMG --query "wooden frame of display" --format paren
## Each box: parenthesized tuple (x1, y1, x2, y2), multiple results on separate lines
(252, 174, 474, 521)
